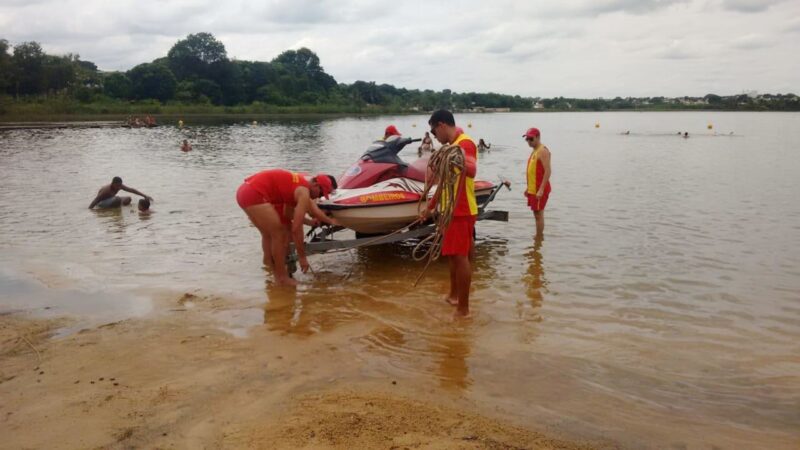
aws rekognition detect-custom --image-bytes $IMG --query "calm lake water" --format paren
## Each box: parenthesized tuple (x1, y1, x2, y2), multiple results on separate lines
(1, 112, 799, 448)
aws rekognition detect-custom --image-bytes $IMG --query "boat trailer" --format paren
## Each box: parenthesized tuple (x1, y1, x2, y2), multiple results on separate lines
(299, 181, 510, 255)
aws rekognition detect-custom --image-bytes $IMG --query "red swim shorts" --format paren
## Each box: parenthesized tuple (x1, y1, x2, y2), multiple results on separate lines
(441, 215, 476, 256)
(526, 192, 549, 211)
(236, 182, 267, 209)
(237, 183, 292, 225)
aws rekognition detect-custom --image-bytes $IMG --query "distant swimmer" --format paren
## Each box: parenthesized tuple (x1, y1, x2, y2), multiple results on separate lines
(181, 139, 192, 152)
(477, 138, 492, 152)
(683, 132, 689, 138)
(236, 169, 339, 286)
(89, 176, 153, 209)
(622, 130, 630, 135)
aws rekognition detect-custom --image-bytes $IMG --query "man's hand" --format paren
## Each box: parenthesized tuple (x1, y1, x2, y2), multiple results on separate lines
(327, 217, 340, 227)
(419, 207, 432, 221)
(536, 189, 544, 200)
(299, 256, 310, 273)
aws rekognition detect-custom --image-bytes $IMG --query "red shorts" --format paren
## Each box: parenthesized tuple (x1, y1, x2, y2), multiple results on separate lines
(236, 183, 290, 224)
(237, 182, 267, 209)
(441, 215, 476, 256)
(527, 192, 549, 211)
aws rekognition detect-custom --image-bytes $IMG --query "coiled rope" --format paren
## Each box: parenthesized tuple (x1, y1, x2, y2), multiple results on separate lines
(412, 144, 465, 286)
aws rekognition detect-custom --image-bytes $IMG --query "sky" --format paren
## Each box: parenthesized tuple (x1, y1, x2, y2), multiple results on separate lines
(1, 0, 798, 98)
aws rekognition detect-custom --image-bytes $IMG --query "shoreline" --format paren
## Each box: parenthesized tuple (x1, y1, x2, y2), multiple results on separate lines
(0, 291, 607, 450)
(1, 109, 793, 127)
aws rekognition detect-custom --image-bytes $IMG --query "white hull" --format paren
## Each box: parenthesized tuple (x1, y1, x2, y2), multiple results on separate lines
(329, 202, 423, 234)
(319, 177, 496, 234)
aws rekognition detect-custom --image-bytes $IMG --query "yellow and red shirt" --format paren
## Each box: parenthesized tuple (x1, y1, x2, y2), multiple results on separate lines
(444, 132, 479, 217)
(526, 145, 551, 195)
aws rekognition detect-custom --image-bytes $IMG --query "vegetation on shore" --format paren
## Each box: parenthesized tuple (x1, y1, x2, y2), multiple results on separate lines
(1, 32, 798, 121)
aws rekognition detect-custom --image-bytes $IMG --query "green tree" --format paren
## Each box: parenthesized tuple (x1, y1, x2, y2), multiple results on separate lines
(103, 72, 131, 98)
(12, 41, 46, 96)
(43, 54, 77, 93)
(167, 32, 227, 81)
(0, 39, 12, 94)
(127, 62, 177, 101)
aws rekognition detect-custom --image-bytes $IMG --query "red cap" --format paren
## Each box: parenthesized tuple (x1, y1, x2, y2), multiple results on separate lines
(522, 127, 540, 138)
(384, 125, 400, 138)
(315, 173, 334, 198)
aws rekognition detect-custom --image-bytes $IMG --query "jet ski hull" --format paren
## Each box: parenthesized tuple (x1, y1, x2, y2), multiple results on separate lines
(318, 179, 497, 234)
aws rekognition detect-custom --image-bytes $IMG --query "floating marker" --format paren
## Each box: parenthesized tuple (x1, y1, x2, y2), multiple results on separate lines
(707, 123, 713, 129)
(468, 123, 472, 128)
(178, 120, 184, 128)
(595, 122, 600, 128)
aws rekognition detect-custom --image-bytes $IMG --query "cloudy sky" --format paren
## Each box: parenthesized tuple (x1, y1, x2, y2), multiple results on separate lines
(1, 0, 798, 97)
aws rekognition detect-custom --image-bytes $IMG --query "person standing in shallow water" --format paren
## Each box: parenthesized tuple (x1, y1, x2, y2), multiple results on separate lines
(523, 128, 552, 238)
(418, 131, 434, 156)
(422, 109, 478, 318)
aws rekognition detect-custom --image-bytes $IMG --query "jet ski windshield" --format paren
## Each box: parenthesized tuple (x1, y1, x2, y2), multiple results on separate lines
(360, 136, 419, 166)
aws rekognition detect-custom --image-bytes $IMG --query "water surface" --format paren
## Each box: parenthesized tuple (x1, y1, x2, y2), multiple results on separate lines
(1, 112, 798, 448)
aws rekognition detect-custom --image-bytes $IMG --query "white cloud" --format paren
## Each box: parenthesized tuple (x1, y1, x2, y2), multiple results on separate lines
(0, 0, 798, 97)
(720, 0, 784, 13)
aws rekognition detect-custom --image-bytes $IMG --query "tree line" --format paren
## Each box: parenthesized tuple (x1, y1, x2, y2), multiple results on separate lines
(1, 32, 798, 113)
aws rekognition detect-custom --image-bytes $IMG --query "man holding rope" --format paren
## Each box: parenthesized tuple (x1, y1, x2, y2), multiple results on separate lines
(424, 110, 478, 317)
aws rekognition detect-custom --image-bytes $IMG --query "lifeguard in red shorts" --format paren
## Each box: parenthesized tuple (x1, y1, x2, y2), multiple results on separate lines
(523, 127, 552, 238)
(424, 109, 478, 318)
(236, 169, 338, 286)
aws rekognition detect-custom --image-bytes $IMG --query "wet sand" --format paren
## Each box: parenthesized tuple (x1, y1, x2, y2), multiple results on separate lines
(0, 293, 606, 450)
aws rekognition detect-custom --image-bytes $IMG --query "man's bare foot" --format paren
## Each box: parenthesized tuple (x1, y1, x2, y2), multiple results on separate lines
(452, 308, 471, 319)
(443, 294, 458, 306)
(274, 276, 297, 287)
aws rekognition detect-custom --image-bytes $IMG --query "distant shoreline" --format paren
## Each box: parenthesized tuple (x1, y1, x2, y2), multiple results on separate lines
(1, 108, 796, 126)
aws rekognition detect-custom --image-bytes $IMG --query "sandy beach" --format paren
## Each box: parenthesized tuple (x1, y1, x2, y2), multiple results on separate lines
(1, 291, 606, 450)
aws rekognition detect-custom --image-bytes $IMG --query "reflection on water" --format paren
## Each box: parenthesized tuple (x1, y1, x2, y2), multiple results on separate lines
(434, 326, 472, 391)
(524, 238, 547, 307)
(2, 112, 800, 447)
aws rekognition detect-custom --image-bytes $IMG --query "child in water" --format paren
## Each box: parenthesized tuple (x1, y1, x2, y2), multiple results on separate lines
(138, 198, 151, 214)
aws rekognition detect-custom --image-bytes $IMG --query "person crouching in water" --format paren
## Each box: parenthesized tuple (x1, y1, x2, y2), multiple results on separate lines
(236, 170, 338, 286)
(89, 176, 153, 209)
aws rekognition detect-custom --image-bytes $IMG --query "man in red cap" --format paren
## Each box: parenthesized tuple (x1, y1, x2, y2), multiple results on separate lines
(523, 127, 552, 238)
(384, 125, 401, 140)
(424, 109, 478, 318)
(236, 170, 338, 286)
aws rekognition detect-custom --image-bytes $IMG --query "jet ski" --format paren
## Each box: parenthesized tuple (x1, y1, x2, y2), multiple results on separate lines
(317, 136, 497, 234)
